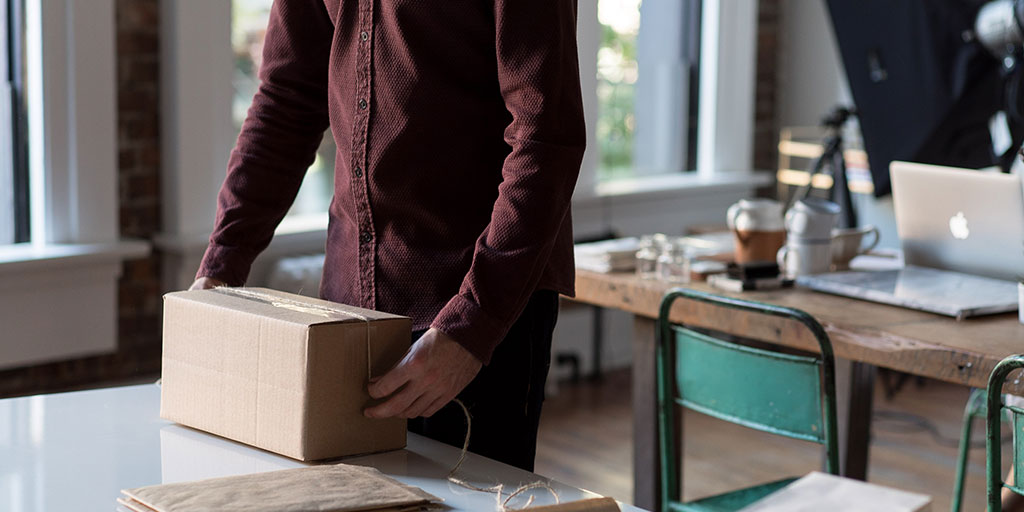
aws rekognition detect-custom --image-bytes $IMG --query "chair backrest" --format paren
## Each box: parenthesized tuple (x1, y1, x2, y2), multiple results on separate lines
(656, 288, 840, 508)
(986, 355, 1024, 511)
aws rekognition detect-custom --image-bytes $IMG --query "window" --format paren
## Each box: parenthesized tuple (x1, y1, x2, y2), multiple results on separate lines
(596, 0, 701, 182)
(232, 0, 335, 219)
(1, 0, 28, 245)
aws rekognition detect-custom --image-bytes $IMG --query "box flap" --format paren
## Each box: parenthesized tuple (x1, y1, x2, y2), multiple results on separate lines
(163, 288, 407, 327)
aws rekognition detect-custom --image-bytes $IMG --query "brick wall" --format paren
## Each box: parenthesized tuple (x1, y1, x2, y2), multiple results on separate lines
(754, 0, 781, 174)
(0, 0, 163, 398)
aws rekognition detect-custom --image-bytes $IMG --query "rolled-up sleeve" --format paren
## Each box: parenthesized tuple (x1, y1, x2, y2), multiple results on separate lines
(431, 0, 586, 364)
(197, 0, 333, 286)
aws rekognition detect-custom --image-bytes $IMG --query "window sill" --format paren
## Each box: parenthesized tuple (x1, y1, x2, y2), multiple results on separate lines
(0, 239, 149, 369)
(573, 171, 774, 207)
(0, 240, 150, 275)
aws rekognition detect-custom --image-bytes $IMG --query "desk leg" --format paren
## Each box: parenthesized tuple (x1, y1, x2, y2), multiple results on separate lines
(591, 306, 604, 381)
(841, 361, 875, 480)
(633, 316, 659, 510)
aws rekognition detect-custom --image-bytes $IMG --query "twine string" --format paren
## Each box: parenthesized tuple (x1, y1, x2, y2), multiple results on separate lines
(210, 288, 556, 509)
(447, 399, 559, 511)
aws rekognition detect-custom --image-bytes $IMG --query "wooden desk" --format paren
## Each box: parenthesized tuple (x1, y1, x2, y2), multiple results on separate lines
(572, 270, 1024, 510)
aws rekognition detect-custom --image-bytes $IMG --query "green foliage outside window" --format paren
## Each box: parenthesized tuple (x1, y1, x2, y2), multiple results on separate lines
(596, 0, 641, 182)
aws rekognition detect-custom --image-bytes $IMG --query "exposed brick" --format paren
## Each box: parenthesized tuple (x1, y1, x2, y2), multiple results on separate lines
(119, 148, 137, 170)
(753, 0, 780, 173)
(117, 31, 158, 55)
(118, 0, 159, 31)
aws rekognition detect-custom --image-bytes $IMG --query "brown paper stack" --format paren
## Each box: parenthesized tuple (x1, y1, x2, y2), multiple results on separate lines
(529, 497, 622, 511)
(738, 471, 931, 511)
(117, 464, 442, 512)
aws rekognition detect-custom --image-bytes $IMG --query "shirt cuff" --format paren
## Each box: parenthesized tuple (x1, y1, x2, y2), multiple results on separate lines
(195, 243, 259, 287)
(431, 294, 508, 365)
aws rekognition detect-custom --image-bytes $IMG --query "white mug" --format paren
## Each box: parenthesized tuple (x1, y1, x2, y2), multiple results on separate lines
(785, 198, 840, 241)
(831, 225, 880, 270)
(777, 242, 832, 278)
(727, 199, 786, 264)
(727, 198, 785, 232)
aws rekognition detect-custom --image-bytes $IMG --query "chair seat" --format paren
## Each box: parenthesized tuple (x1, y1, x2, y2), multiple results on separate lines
(668, 477, 798, 512)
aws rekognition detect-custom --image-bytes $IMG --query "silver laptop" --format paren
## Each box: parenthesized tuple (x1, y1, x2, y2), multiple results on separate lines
(798, 161, 1023, 319)
(892, 161, 1024, 281)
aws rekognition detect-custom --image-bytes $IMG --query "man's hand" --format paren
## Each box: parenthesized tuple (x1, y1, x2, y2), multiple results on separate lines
(189, 277, 226, 290)
(364, 328, 482, 419)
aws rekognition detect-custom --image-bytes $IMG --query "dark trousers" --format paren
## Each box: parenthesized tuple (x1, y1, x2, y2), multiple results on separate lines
(408, 290, 559, 472)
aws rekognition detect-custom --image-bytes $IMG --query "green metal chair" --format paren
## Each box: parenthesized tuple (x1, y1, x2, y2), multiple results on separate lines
(986, 355, 1024, 511)
(656, 288, 840, 512)
(951, 388, 988, 512)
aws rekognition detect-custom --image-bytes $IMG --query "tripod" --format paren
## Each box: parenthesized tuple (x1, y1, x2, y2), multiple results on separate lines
(793, 106, 858, 229)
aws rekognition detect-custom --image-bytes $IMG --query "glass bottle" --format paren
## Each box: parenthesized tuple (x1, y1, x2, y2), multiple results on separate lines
(635, 235, 659, 280)
(657, 239, 691, 284)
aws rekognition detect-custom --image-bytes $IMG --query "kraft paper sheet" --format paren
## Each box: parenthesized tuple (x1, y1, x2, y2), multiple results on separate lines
(118, 463, 441, 512)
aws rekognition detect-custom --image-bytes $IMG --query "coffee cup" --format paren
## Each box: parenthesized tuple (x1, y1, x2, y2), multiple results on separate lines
(727, 198, 786, 264)
(830, 225, 880, 270)
(785, 198, 840, 241)
(777, 241, 832, 278)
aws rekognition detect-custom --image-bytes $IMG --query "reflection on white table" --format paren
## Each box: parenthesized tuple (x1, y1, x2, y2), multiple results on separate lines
(0, 384, 644, 511)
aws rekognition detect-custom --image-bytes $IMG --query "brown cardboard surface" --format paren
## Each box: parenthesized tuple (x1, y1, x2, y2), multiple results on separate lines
(119, 463, 441, 512)
(738, 471, 932, 512)
(529, 497, 622, 511)
(160, 288, 410, 461)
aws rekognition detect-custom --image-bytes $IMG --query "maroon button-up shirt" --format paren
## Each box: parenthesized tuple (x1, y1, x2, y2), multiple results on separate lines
(197, 0, 586, 364)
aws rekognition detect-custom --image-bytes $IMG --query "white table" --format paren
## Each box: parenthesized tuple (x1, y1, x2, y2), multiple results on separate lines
(0, 384, 645, 511)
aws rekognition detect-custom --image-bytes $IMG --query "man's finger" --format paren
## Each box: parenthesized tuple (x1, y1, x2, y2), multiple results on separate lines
(364, 381, 423, 418)
(367, 357, 414, 399)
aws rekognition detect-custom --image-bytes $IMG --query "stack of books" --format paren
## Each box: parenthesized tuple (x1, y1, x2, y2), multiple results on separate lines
(574, 237, 639, 273)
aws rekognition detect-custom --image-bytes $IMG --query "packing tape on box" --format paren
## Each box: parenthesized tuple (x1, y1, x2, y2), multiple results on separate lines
(211, 287, 376, 378)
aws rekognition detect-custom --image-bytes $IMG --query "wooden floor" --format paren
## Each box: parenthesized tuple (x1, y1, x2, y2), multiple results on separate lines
(536, 369, 998, 511)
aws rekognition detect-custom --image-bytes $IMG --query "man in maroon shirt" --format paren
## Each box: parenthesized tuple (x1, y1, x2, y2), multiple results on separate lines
(191, 0, 585, 471)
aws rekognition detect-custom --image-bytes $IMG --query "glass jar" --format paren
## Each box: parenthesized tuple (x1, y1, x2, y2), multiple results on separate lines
(635, 235, 659, 280)
(657, 239, 691, 284)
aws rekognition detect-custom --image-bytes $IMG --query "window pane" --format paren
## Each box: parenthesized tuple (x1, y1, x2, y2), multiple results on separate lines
(1, 0, 27, 245)
(597, 0, 701, 182)
(232, 0, 335, 218)
(1, 0, 12, 245)
(596, 0, 640, 182)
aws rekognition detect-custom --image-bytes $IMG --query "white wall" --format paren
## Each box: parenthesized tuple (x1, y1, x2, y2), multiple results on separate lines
(777, 0, 899, 249)
(776, 0, 850, 130)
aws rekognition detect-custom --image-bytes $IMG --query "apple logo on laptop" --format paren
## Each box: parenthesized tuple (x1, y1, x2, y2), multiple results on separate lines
(949, 211, 970, 240)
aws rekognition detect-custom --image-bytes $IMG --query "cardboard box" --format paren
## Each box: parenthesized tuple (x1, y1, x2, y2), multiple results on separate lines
(160, 287, 410, 461)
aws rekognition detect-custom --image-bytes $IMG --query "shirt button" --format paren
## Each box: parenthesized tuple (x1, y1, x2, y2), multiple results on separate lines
(353, 165, 363, 177)
(358, 99, 368, 110)
(360, 231, 372, 244)
(360, 31, 369, 42)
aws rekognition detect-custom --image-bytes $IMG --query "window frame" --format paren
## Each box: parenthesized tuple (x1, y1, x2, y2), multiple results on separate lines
(574, 0, 760, 199)
(25, 0, 118, 245)
(0, 0, 148, 370)
(9, 0, 29, 244)
(0, 0, 28, 245)
(0, 0, 12, 245)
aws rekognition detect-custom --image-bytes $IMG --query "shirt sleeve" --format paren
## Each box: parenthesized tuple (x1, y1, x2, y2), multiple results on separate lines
(430, 0, 586, 364)
(196, 0, 333, 286)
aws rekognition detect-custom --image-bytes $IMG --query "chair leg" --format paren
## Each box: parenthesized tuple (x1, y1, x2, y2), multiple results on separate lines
(952, 389, 985, 512)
